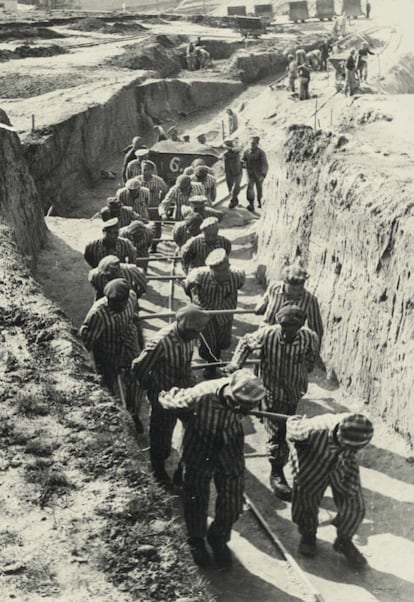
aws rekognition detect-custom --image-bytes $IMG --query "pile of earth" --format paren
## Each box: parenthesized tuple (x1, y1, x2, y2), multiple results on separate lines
(107, 34, 188, 77)
(0, 72, 91, 99)
(72, 17, 146, 34)
(0, 44, 67, 62)
(0, 26, 65, 42)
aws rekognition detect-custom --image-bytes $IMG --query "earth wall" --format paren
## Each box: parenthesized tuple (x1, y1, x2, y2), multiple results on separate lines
(257, 125, 414, 440)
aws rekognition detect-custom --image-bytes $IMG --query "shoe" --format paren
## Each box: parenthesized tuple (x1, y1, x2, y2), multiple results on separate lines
(188, 538, 211, 568)
(152, 462, 173, 489)
(333, 537, 367, 569)
(299, 533, 317, 557)
(257, 200, 262, 208)
(207, 530, 232, 569)
(269, 467, 292, 501)
(246, 204, 255, 213)
(228, 201, 238, 209)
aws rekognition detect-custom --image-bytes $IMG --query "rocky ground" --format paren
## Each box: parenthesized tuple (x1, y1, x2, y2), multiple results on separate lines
(1, 2, 414, 601)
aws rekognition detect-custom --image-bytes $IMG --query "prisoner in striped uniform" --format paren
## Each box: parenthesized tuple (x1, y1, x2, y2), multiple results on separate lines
(181, 195, 224, 222)
(120, 221, 154, 271)
(158, 175, 204, 221)
(132, 305, 209, 486)
(172, 212, 203, 249)
(256, 262, 323, 346)
(184, 249, 245, 378)
(229, 305, 319, 500)
(287, 412, 374, 568)
(101, 197, 141, 228)
(84, 218, 137, 268)
(80, 279, 141, 422)
(124, 147, 150, 181)
(121, 136, 145, 182)
(137, 161, 168, 246)
(116, 179, 150, 222)
(192, 165, 217, 205)
(181, 217, 231, 274)
(88, 255, 146, 300)
(159, 370, 266, 569)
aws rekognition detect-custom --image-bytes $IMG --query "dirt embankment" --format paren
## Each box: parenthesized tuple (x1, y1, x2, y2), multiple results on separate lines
(0, 223, 214, 602)
(257, 124, 414, 441)
(0, 110, 46, 260)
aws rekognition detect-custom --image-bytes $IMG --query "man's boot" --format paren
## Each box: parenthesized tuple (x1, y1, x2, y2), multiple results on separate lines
(298, 532, 317, 557)
(188, 537, 211, 568)
(207, 527, 232, 569)
(246, 203, 255, 213)
(151, 459, 172, 488)
(333, 537, 367, 569)
(269, 464, 292, 501)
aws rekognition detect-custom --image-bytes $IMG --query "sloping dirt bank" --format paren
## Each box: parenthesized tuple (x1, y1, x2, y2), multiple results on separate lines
(0, 110, 46, 260)
(0, 224, 213, 602)
(257, 122, 414, 441)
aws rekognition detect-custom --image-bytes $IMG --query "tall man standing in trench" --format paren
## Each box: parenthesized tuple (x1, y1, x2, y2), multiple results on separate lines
(227, 305, 319, 500)
(241, 135, 268, 212)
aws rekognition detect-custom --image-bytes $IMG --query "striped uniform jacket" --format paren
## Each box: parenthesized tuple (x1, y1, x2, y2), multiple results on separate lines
(117, 187, 150, 221)
(84, 237, 137, 268)
(132, 322, 195, 392)
(173, 221, 194, 248)
(181, 234, 232, 274)
(192, 173, 217, 205)
(256, 281, 323, 345)
(125, 159, 142, 181)
(184, 267, 245, 326)
(136, 174, 168, 209)
(158, 182, 205, 221)
(159, 378, 244, 452)
(119, 224, 154, 254)
(80, 291, 140, 370)
(287, 413, 362, 495)
(88, 264, 147, 300)
(115, 206, 142, 228)
(232, 324, 319, 403)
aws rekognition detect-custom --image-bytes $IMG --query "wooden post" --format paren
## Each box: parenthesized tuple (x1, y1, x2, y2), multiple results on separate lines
(314, 98, 318, 130)
(31, 115, 35, 132)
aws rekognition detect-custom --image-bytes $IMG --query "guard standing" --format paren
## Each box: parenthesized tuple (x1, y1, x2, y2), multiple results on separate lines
(222, 139, 243, 209)
(241, 136, 268, 211)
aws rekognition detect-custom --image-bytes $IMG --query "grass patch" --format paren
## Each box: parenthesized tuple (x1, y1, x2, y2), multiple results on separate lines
(24, 437, 57, 457)
(15, 389, 49, 417)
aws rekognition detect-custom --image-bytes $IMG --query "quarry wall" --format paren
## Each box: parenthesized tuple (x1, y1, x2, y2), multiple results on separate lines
(257, 125, 414, 440)
(0, 109, 47, 260)
(22, 77, 243, 216)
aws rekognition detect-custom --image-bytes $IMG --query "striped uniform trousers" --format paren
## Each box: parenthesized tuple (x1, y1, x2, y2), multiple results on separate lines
(287, 414, 365, 538)
(161, 379, 245, 542)
(131, 322, 195, 467)
(181, 234, 232, 274)
(84, 237, 137, 268)
(257, 281, 324, 345)
(79, 292, 140, 408)
(184, 267, 245, 362)
(232, 324, 319, 465)
(136, 175, 168, 239)
(117, 187, 151, 222)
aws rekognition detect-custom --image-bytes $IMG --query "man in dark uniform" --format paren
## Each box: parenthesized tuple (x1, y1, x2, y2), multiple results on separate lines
(159, 370, 266, 568)
(222, 139, 243, 209)
(241, 135, 268, 211)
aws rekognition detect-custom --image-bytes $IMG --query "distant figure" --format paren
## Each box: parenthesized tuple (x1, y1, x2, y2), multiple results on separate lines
(197, 133, 207, 145)
(344, 48, 358, 96)
(222, 139, 243, 209)
(339, 13, 347, 36)
(196, 47, 211, 69)
(296, 48, 306, 66)
(306, 49, 320, 71)
(298, 62, 311, 101)
(124, 147, 150, 181)
(357, 43, 375, 82)
(186, 41, 196, 70)
(183, 134, 191, 142)
(286, 54, 298, 93)
(366, 1, 371, 18)
(153, 125, 168, 142)
(122, 136, 146, 182)
(319, 39, 332, 71)
(226, 107, 238, 136)
(241, 135, 269, 211)
(167, 126, 181, 142)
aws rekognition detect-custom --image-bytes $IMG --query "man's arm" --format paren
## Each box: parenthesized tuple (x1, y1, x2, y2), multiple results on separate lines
(210, 177, 217, 203)
(308, 296, 324, 348)
(260, 149, 269, 178)
(286, 415, 311, 443)
(305, 329, 320, 372)
(79, 309, 103, 351)
(158, 187, 175, 219)
(131, 338, 164, 387)
(255, 285, 270, 315)
(181, 239, 195, 274)
(158, 380, 213, 411)
(228, 326, 267, 371)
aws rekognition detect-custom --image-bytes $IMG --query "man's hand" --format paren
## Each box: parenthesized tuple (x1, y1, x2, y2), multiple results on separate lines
(223, 362, 239, 375)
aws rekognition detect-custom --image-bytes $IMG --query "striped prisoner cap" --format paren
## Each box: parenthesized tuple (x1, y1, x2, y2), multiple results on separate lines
(338, 414, 374, 449)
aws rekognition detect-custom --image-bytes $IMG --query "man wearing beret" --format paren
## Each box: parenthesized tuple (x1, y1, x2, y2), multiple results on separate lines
(119, 220, 154, 271)
(125, 147, 151, 181)
(159, 370, 266, 569)
(88, 255, 147, 301)
(256, 261, 323, 346)
(136, 161, 168, 251)
(101, 197, 141, 228)
(158, 175, 204, 222)
(80, 278, 142, 427)
(121, 136, 146, 182)
(116, 178, 151, 222)
(132, 305, 210, 486)
(181, 196, 224, 222)
(184, 248, 245, 378)
(181, 217, 231, 274)
(84, 218, 137, 268)
(228, 305, 319, 500)
(192, 165, 217, 205)
(287, 412, 374, 568)
(241, 135, 268, 212)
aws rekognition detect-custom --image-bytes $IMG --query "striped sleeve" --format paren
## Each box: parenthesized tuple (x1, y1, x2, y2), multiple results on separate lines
(255, 285, 271, 315)
(158, 186, 177, 218)
(307, 295, 324, 346)
(232, 325, 268, 367)
(84, 241, 98, 268)
(303, 328, 319, 372)
(79, 305, 104, 351)
(183, 267, 201, 299)
(131, 337, 164, 385)
(181, 238, 196, 273)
